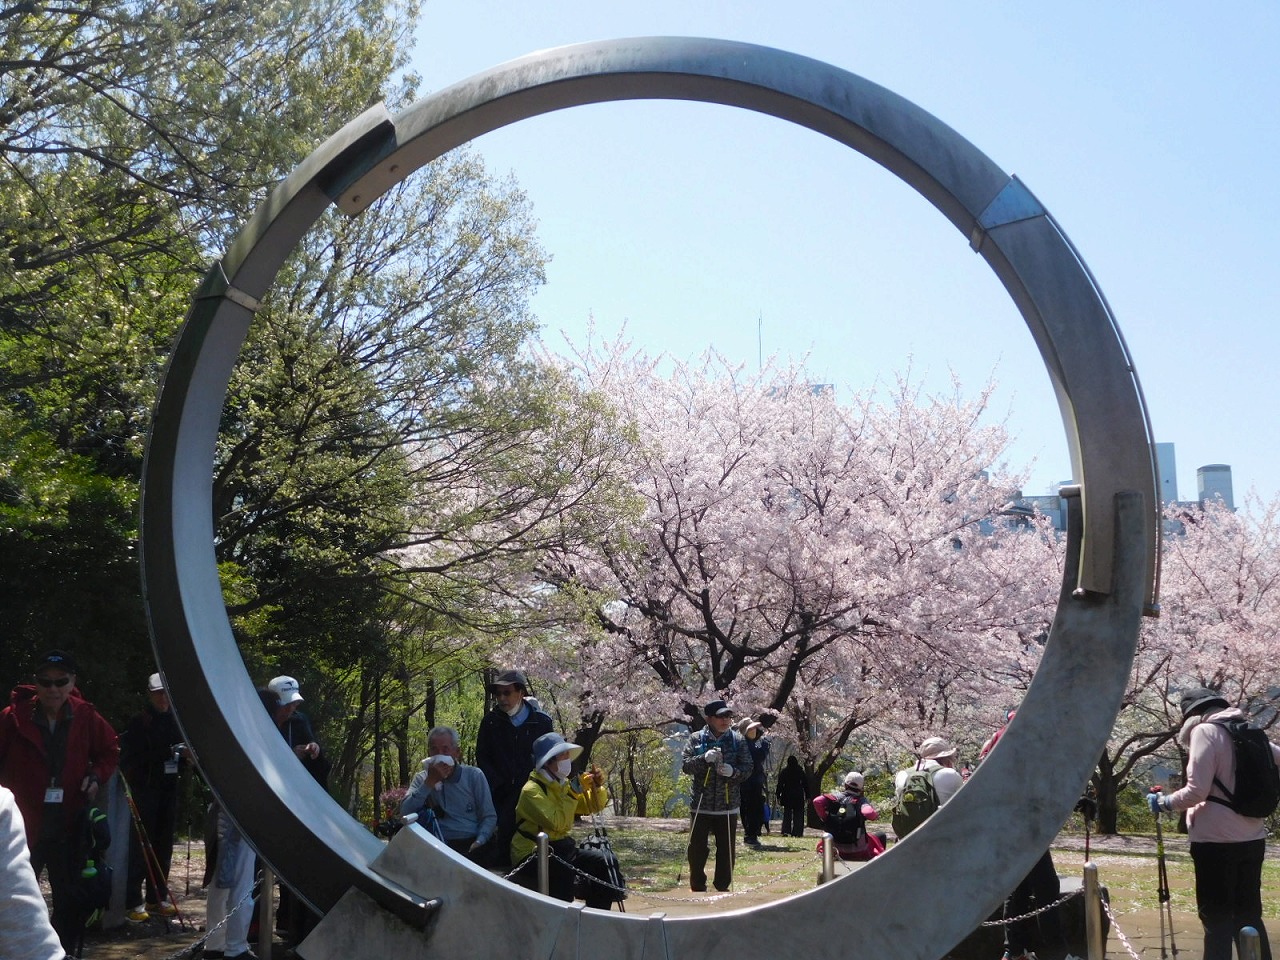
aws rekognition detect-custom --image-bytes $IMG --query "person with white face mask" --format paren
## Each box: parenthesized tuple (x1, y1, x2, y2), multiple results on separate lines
(509, 732, 619, 908)
(475, 669, 553, 867)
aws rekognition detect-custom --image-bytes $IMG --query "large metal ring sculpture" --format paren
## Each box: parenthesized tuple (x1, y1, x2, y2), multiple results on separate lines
(141, 37, 1159, 960)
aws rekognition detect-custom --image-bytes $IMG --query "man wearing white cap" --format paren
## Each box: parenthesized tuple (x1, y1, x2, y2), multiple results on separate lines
(119, 672, 186, 921)
(266, 675, 327, 945)
(891, 735, 964, 839)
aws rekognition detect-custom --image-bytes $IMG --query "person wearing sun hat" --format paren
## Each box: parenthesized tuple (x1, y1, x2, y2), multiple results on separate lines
(1148, 686, 1280, 960)
(0, 650, 118, 954)
(475, 668, 553, 867)
(736, 717, 770, 847)
(509, 731, 617, 908)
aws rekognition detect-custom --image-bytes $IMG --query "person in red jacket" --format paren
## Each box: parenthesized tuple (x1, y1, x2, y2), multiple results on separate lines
(0, 649, 119, 953)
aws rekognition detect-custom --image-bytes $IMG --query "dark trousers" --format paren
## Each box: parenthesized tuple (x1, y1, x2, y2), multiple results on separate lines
(780, 802, 805, 836)
(511, 837, 618, 909)
(1005, 849, 1063, 955)
(740, 782, 765, 841)
(1191, 839, 1271, 960)
(687, 813, 736, 891)
(32, 831, 76, 954)
(127, 787, 177, 906)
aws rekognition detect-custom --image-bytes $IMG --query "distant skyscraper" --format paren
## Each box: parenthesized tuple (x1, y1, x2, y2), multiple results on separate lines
(1155, 442, 1177, 503)
(1197, 464, 1234, 510)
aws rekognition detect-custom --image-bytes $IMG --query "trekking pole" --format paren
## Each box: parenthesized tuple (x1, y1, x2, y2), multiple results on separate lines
(587, 772, 625, 913)
(122, 775, 190, 928)
(1148, 787, 1178, 960)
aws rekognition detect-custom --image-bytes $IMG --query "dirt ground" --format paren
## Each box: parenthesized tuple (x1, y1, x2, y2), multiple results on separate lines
(66, 828, 1256, 959)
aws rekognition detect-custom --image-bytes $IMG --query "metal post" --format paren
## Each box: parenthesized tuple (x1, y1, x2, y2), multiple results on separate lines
(259, 864, 275, 960)
(537, 832, 550, 896)
(1083, 862, 1104, 960)
(821, 833, 835, 884)
(1240, 927, 1262, 960)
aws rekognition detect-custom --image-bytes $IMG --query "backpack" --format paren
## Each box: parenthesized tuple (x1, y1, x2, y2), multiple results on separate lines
(73, 805, 114, 921)
(821, 793, 867, 846)
(891, 765, 940, 838)
(1207, 718, 1280, 819)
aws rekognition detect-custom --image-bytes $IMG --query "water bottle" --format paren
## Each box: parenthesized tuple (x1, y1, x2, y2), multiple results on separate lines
(81, 859, 97, 878)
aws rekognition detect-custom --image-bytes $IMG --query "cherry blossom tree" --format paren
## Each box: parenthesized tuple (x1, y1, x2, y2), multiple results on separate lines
(1090, 495, 1280, 832)
(525, 337, 1062, 791)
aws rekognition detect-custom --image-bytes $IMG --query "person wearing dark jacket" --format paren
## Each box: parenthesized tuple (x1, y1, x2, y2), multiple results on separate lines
(0, 650, 119, 954)
(119, 672, 186, 921)
(681, 699, 753, 892)
(776, 755, 808, 837)
(475, 669, 553, 867)
(737, 718, 770, 847)
(267, 675, 328, 946)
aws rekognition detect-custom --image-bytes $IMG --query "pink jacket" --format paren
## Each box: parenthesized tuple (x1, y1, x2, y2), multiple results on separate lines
(1164, 707, 1280, 843)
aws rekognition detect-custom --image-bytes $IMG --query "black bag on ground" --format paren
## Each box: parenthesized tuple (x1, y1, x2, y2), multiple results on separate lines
(1208, 718, 1280, 818)
(575, 832, 627, 904)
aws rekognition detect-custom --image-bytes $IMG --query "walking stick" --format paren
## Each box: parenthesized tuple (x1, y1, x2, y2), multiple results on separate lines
(122, 774, 191, 928)
(586, 770, 625, 912)
(1149, 787, 1179, 960)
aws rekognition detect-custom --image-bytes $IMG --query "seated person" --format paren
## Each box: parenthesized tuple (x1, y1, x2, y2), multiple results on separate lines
(400, 725, 498, 865)
(812, 771, 885, 862)
(509, 732, 621, 909)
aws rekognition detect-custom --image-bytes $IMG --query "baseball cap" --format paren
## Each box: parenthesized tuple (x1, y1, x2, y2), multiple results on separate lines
(35, 650, 77, 675)
(147, 673, 165, 692)
(268, 675, 304, 705)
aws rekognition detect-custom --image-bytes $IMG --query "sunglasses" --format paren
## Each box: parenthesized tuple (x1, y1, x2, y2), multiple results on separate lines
(35, 676, 71, 688)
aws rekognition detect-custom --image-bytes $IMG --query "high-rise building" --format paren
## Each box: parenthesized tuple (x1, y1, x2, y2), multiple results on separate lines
(1197, 464, 1234, 510)
(1155, 442, 1177, 503)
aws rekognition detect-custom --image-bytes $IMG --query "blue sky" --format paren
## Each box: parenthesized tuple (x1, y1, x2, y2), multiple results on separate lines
(408, 3, 1280, 504)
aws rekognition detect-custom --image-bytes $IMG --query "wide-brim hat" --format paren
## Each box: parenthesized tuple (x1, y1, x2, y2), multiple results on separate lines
(918, 736, 957, 760)
(1180, 686, 1229, 720)
(532, 732, 582, 771)
(490, 669, 529, 692)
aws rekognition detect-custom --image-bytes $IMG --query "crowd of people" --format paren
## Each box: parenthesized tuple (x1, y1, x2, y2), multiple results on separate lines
(2, 653, 1278, 960)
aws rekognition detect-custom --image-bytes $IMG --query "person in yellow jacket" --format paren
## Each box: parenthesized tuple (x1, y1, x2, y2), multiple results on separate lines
(510, 732, 622, 908)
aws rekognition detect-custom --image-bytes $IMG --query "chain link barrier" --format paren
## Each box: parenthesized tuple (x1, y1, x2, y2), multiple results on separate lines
(119, 829, 1165, 960)
(1100, 894, 1146, 960)
(532, 841, 827, 905)
(978, 887, 1083, 927)
(141, 869, 264, 960)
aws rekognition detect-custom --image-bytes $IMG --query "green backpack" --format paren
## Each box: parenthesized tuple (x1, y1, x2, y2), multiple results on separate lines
(891, 766, 940, 838)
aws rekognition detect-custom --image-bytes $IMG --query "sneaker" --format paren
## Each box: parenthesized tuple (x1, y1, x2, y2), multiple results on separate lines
(147, 900, 178, 917)
(126, 906, 150, 923)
